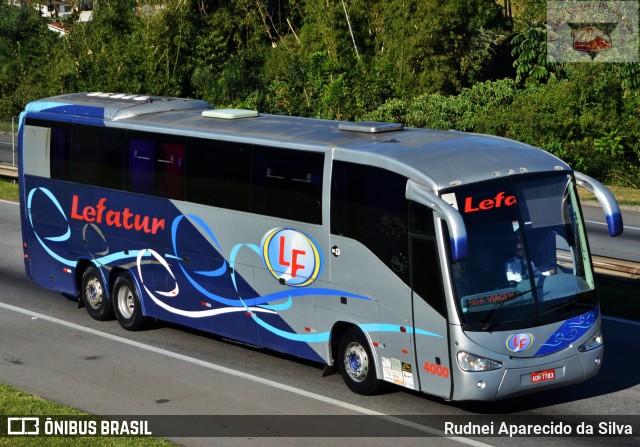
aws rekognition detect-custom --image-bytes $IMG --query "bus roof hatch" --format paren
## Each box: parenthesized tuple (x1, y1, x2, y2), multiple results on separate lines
(338, 121, 404, 133)
(202, 109, 259, 119)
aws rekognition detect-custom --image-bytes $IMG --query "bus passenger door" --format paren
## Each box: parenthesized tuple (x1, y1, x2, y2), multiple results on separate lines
(410, 205, 451, 398)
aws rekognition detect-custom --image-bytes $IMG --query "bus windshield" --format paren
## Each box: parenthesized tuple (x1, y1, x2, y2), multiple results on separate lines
(445, 173, 596, 331)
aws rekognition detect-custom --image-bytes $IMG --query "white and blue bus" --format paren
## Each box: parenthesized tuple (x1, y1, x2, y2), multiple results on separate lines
(19, 92, 623, 401)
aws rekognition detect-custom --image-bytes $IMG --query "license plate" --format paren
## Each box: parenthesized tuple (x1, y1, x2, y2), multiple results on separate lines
(531, 369, 555, 383)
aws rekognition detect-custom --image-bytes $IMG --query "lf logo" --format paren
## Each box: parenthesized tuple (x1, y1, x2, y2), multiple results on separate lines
(506, 333, 534, 353)
(278, 236, 306, 279)
(261, 228, 323, 287)
(7, 417, 40, 435)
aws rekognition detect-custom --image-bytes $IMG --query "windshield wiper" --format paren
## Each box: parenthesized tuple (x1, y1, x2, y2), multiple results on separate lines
(481, 288, 533, 331)
(536, 296, 581, 317)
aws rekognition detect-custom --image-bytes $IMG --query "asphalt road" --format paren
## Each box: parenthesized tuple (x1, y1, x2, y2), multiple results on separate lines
(0, 201, 640, 447)
(582, 204, 640, 262)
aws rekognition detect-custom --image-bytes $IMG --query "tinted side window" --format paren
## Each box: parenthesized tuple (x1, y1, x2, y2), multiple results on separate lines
(252, 146, 323, 224)
(50, 124, 71, 181)
(331, 161, 409, 282)
(69, 125, 126, 190)
(128, 132, 185, 200)
(31, 120, 123, 188)
(25, 119, 73, 181)
(411, 238, 446, 317)
(185, 138, 251, 212)
(410, 203, 446, 317)
(410, 200, 436, 236)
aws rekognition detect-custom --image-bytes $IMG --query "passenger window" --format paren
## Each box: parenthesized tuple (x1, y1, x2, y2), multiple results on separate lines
(252, 146, 323, 224)
(410, 201, 436, 236)
(411, 237, 446, 317)
(185, 138, 251, 212)
(128, 133, 185, 200)
(27, 119, 74, 181)
(69, 125, 126, 190)
(331, 162, 409, 283)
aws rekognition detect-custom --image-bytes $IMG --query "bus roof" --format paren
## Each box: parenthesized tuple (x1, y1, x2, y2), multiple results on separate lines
(24, 93, 571, 192)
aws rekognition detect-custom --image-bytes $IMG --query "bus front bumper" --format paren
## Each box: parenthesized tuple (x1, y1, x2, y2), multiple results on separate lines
(452, 346, 603, 401)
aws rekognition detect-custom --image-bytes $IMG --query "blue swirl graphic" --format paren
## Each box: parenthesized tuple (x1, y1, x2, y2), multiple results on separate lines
(536, 308, 598, 356)
(194, 262, 228, 277)
(358, 323, 443, 338)
(27, 187, 443, 347)
(258, 295, 293, 311)
(28, 187, 71, 242)
(249, 316, 443, 343)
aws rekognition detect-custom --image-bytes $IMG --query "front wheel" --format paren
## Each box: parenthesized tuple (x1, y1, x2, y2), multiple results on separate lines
(112, 273, 148, 331)
(337, 327, 381, 395)
(81, 266, 114, 321)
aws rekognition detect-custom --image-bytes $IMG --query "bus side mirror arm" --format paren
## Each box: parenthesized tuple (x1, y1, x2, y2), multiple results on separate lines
(574, 171, 623, 237)
(406, 180, 468, 262)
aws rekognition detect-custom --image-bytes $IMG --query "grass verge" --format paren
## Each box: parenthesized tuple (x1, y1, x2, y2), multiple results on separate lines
(0, 121, 16, 134)
(0, 178, 19, 202)
(579, 185, 640, 208)
(0, 384, 172, 446)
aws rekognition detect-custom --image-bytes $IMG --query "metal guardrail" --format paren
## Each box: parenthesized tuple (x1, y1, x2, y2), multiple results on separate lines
(0, 123, 17, 178)
(592, 255, 640, 281)
(551, 254, 638, 282)
(0, 164, 17, 178)
(0, 116, 17, 169)
(0, 151, 14, 164)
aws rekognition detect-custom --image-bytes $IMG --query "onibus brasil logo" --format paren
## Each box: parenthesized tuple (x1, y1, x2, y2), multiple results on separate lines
(547, 1, 638, 63)
(569, 22, 617, 60)
(261, 228, 323, 287)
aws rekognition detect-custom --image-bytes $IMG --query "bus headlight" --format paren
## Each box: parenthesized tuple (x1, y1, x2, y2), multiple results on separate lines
(578, 331, 603, 352)
(457, 352, 503, 372)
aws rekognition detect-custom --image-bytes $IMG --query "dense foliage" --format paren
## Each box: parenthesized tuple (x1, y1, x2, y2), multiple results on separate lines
(0, 0, 638, 187)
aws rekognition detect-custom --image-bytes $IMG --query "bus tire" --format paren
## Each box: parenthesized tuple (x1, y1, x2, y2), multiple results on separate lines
(338, 327, 381, 395)
(81, 266, 114, 321)
(113, 273, 147, 331)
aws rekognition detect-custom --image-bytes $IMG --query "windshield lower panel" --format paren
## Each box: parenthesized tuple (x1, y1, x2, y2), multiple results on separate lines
(444, 173, 597, 332)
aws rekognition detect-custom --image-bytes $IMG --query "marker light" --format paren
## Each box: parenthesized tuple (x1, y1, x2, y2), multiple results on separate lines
(578, 331, 603, 352)
(457, 352, 503, 372)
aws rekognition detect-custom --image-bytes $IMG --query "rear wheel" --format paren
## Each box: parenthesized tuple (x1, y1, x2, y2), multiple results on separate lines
(337, 327, 381, 395)
(112, 273, 148, 331)
(81, 266, 113, 321)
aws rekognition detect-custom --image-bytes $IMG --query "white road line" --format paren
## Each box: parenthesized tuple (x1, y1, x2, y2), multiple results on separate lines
(586, 220, 640, 232)
(0, 300, 491, 447)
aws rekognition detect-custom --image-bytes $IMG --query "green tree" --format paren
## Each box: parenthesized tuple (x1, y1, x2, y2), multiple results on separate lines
(67, 0, 204, 95)
(65, 0, 140, 92)
(0, 3, 68, 115)
(254, 0, 509, 119)
(190, 0, 295, 106)
(509, 0, 547, 32)
(369, 78, 518, 131)
(511, 23, 553, 84)
(620, 63, 640, 94)
(366, 0, 507, 96)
